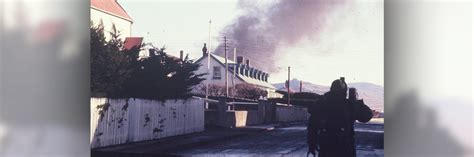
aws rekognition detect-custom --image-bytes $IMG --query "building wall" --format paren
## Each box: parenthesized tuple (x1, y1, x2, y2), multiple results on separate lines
(192, 56, 245, 94)
(206, 99, 308, 128)
(275, 104, 309, 122)
(267, 89, 283, 98)
(91, 8, 132, 41)
(193, 55, 282, 98)
(90, 98, 205, 148)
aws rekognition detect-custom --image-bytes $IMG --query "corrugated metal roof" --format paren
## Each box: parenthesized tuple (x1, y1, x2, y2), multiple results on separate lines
(91, 0, 133, 22)
(237, 74, 276, 89)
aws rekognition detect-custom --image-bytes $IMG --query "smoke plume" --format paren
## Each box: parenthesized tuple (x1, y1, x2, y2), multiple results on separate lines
(214, 0, 345, 72)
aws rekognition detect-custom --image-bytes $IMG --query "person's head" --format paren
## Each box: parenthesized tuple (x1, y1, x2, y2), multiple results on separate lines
(330, 78, 347, 98)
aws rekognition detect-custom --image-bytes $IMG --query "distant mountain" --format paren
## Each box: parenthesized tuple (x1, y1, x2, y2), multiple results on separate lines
(347, 82, 384, 112)
(273, 79, 384, 111)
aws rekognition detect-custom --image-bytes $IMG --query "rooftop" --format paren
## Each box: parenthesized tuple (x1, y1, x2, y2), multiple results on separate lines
(123, 37, 143, 50)
(91, 0, 133, 22)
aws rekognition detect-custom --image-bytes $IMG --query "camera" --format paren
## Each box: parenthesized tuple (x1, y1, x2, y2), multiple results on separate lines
(348, 87, 358, 101)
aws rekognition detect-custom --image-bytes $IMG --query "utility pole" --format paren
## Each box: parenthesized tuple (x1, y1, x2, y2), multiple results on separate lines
(224, 36, 229, 98)
(208, 20, 211, 52)
(300, 80, 303, 92)
(232, 48, 236, 87)
(206, 20, 211, 108)
(288, 66, 291, 106)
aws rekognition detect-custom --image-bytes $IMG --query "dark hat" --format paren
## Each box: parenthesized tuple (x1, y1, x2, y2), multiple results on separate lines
(330, 79, 347, 92)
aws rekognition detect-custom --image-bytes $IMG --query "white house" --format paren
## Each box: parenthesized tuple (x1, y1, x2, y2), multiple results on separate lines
(193, 48, 281, 98)
(91, 0, 145, 56)
(90, 0, 133, 41)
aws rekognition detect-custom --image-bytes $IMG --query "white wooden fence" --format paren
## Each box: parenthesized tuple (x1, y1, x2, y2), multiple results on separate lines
(90, 98, 205, 148)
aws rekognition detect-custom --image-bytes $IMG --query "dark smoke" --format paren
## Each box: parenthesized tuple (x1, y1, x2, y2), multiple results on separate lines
(214, 0, 345, 72)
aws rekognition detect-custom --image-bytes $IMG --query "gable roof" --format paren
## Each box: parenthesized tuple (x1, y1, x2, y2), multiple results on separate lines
(210, 54, 236, 64)
(194, 53, 234, 66)
(91, 0, 133, 22)
(195, 54, 275, 89)
(123, 37, 143, 50)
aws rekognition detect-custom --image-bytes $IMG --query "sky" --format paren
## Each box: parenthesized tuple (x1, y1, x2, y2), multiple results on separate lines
(120, 0, 384, 86)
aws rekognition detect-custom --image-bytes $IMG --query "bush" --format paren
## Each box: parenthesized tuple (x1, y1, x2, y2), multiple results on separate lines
(197, 83, 267, 100)
(234, 83, 267, 100)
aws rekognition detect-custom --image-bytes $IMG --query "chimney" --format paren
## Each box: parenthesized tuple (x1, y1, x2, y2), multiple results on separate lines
(237, 56, 244, 64)
(300, 80, 303, 92)
(245, 59, 250, 66)
(202, 43, 208, 56)
(180, 50, 184, 61)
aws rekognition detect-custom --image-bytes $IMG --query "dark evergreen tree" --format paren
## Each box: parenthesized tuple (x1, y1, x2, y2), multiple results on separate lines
(90, 23, 139, 97)
(91, 22, 204, 99)
(124, 47, 205, 99)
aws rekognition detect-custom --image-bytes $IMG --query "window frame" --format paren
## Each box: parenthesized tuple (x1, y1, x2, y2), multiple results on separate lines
(212, 66, 222, 79)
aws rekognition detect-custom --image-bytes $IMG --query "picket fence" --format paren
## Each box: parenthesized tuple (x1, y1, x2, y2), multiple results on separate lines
(90, 98, 205, 148)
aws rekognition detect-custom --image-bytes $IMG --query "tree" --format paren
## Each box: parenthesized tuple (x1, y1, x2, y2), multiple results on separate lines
(197, 84, 228, 97)
(91, 23, 204, 99)
(123, 47, 205, 99)
(90, 23, 139, 97)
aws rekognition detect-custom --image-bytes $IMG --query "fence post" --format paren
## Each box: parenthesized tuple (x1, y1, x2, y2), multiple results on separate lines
(217, 97, 229, 127)
(257, 100, 263, 124)
(127, 98, 134, 143)
(265, 101, 276, 123)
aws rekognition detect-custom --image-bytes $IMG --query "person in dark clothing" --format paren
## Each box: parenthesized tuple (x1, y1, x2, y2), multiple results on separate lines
(307, 78, 373, 157)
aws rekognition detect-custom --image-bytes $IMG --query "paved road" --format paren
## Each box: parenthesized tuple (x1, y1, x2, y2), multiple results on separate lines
(169, 123, 384, 157)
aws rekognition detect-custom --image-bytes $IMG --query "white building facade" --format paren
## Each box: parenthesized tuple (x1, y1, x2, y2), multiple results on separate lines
(90, 0, 133, 41)
(193, 53, 282, 98)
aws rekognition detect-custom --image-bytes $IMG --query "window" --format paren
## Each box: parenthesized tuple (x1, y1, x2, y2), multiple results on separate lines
(213, 66, 221, 79)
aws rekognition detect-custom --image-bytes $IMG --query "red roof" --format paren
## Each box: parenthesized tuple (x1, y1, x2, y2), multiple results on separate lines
(91, 0, 133, 22)
(123, 37, 143, 50)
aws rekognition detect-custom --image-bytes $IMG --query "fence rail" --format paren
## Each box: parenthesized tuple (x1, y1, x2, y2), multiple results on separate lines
(227, 102, 259, 105)
(192, 96, 219, 103)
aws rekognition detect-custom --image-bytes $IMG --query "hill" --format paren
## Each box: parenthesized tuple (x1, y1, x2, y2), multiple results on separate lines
(273, 79, 384, 111)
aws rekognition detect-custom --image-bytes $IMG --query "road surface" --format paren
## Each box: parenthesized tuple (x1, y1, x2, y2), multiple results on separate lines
(169, 123, 384, 156)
